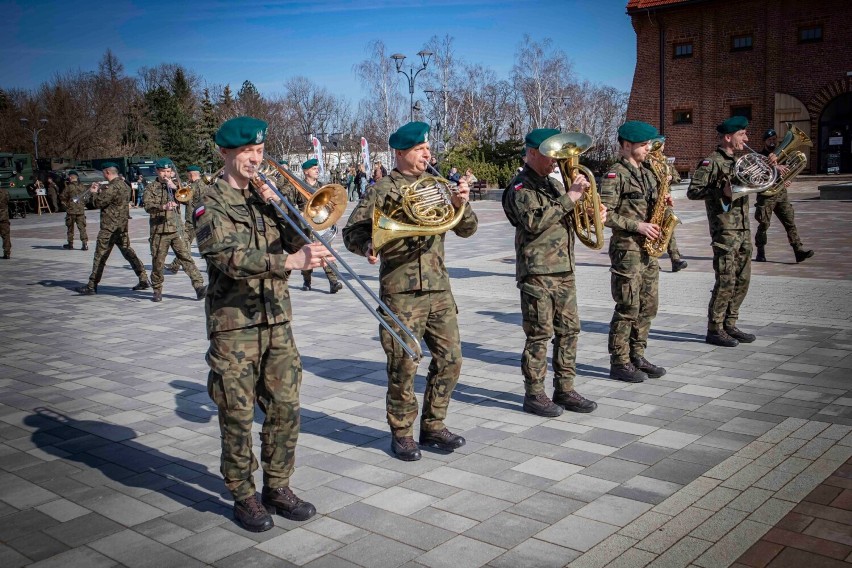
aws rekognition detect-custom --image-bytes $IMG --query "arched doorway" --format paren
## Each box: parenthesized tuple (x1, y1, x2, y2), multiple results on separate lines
(819, 93, 852, 174)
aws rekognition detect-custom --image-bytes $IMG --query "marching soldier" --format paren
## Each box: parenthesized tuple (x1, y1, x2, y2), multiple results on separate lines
(343, 122, 478, 461)
(503, 128, 600, 415)
(143, 159, 206, 303)
(688, 116, 761, 347)
(299, 158, 342, 293)
(60, 171, 89, 250)
(76, 163, 149, 294)
(601, 121, 669, 382)
(166, 165, 207, 273)
(197, 116, 329, 531)
(754, 128, 814, 263)
(0, 186, 10, 258)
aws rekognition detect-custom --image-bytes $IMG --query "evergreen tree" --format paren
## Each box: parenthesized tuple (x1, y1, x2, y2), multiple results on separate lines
(199, 88, 220, 172)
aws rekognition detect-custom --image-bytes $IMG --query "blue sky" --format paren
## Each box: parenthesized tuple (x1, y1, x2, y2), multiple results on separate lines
(3, 0, 637, 100)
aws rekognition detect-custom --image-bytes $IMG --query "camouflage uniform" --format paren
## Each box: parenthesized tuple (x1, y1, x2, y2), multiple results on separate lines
(60, 181, 89, 246)
(664, 164, 682, 262)
(167, 180, 207, 272)
(84, 178, 148, 288)
(687, 148, 751, 331)
(0, 188, 10, 257)
(754, 148, 804, 252)
(600, 158, 661, 365)
(298, 178, 340, 289)
(504, 165, 580, 394)
(46, 180, 59, 213)
(143, 181, 204, 293)
(196, 178, 308, 501)
(343, 170, 478, 437)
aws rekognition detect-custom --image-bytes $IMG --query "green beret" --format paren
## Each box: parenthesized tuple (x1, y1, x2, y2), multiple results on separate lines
(302, 158, 318, 170)
(525, 128, 561, 149)
(154, 158, 174, 170)
(278, 159, 289, 166)
(215, 116, 268, 148)
(717, 116, 749, 134)
(100, 162, 119, 170)
(389, 121, 430, 150)
(68, 170, 79, 176)
(617, 121, 659, 143)
(186, 165, 202, 172)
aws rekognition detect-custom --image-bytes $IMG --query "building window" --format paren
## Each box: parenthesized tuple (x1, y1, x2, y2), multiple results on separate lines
(730, 105, 752, 121)
(799, 25, 823, 43)
(673, 110, 693, 125)
(731, 34, 753, 52)
(673, 42, 693, 58)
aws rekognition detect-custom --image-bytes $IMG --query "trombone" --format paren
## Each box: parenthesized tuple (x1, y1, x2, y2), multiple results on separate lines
(251, 157, 423, 362)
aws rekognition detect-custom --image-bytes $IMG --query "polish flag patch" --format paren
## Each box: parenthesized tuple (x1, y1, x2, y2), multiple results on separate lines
(701, 160, 711, 166)
(193, 205, 206, 219)
(605, 172, 616, 179)
(514, 183, 523, 191)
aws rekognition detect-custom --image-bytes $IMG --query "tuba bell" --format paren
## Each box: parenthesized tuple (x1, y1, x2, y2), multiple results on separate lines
(760, 123, 812, 198)
(371, 174, 466, 253)
(538, 132, 605, 250)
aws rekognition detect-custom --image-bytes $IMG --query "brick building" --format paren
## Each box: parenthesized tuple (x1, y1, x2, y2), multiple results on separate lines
(625, 0, 852, 176)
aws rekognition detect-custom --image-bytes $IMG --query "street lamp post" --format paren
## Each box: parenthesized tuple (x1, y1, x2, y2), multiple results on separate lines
(425, 89, 450, 153)
(391, 50, 433, 123)
(19, 117, 48, 161)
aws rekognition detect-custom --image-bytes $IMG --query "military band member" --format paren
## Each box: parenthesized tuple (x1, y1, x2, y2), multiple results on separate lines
(652, 139, 687, 272)
(143, 159, 206, 303)
(76, 163, 149, 294)
(60, 171, 89, 250)
(687, 116, 761, 347)
(503, 128, 599, 416)
(299, 158, 342, 293)
(0, 186, 10, 259)
(754, 128, 813, 264)
(600, 121, 669, 382)
(197, 116, 329, 531)
(343, 122, 477, 461)
(166, 165, 207, 273)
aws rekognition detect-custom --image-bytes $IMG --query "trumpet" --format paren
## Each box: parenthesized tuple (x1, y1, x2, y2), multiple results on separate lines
(251, 158, 423, 362)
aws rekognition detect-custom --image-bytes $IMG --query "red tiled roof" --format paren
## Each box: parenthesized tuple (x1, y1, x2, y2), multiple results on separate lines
(626, 0, 691, 10)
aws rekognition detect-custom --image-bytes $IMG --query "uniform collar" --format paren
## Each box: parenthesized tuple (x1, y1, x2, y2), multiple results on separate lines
(716, 146, 736, 161)
(521, 164, 551, 187)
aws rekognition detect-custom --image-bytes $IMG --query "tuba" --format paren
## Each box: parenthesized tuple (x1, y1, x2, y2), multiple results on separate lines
(643, 139, 681, 257)
(371, 174, 466, 253)
(538, 132, 605, 250)
(760, 123, 812, 198)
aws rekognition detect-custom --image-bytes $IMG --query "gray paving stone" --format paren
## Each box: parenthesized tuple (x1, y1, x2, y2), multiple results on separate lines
(536, 514, 619, 552)
(214, 547, 297, 568)
(641, 458, 710, 486)
(6, 531, 70, 563)
(577, 457, 649, 483)
(0, 544, 29, 568)
(609, 476, 683, 505)
(575, 494, 653, 527)
(256, 527, 344, 566)
(89, 529, 204, 568)
(547, 474, 620, 502)
(171, 526, 256, 563)
(488, 538, 581, 568)
(334, 534, 422, 568)
(462, 511, 548, 549)
(417, 535, 504, 568)
(611, 442, 677, 466)
(433, 489, 513, 522)
(43, 512, 124, 547)
(331, 503, 454, 550)
(506, 491, 584, 523)
(25, 546, 118, 568)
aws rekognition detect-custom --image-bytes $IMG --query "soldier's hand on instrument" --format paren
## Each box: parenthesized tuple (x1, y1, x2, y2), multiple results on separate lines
(89, 183, 99, 193)
(286, 242, 330, 271)
(665, 194, 674, 207)
(567, 174, 590, 203)
(366, 241, 379, 265)
(638, 222, 661, 240)
(257, 182, 277, 203)
(598, 203, 608, 223)
(777, 164, 790, 176)
(451, 180, 470, 208)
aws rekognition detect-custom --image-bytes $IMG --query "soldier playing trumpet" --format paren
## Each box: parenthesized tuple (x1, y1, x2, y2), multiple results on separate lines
(61, 170, 89, 250)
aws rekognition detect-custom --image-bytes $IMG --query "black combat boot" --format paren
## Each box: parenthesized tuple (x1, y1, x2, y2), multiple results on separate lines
(724, 326, 756, 343)
(794, 249, 814, 263)
(195, 285, 207, 300)
(1, 252, 9, 259)
(302, 281, 311, 291)
(233, 494, 274, 532)
(553, 390, 598, 413)
(391, 436, 421, 461)
(81, 242, 88, 251)
(152, 290, 163, 302)
(132, 280, 150, 291)
(261, 486, 316, 522)
(706, 329, 739, 347)
(76, 284, 97, 295)
(62, 243, 73, 250)
(330, 281, 343, 294)
(631, 356, 667, 378)
(671, 259, 688, 272)
(522, 392, 563, 417)
(420, 428, 466, 452)
(755, 246, 766, 262)
(609, 363, 648, 383)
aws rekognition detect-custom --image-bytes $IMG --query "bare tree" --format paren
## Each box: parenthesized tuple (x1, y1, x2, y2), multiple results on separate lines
(353, 40, 405, 154)
(512, 35, 575, 130)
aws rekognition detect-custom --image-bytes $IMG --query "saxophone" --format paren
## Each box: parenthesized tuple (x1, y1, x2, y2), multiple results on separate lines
(643, 139, 681, 257)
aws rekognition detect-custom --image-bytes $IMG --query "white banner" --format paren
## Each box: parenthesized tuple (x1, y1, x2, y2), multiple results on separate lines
(311, 136, 326, 179)
(360, 137, 371, 173)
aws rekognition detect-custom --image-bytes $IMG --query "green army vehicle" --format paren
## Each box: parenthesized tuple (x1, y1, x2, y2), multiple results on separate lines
(0, 153, 35, 218)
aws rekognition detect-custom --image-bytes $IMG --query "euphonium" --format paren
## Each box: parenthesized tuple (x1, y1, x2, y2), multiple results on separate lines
(371, 174, 466, 253)
(643, 138, 681, 257)
(538, 132, 604, 250)
(761, 123, 812, 198)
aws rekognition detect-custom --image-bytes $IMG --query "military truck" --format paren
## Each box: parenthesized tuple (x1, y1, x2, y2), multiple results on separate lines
(90, 156, 159, 183)
(0, 153, 36, 218)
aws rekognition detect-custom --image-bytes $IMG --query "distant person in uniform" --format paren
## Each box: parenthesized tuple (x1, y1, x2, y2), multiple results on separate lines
(166, 165, 207, 274)
(60, 170, 89, 250)
(298, 158, 342, 294)
(0, 186, 11, 258)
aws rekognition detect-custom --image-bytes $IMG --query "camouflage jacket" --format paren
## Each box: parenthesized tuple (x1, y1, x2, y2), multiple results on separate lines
(0, 188, 8, 222)
(183, 180, 208, 223)
(505, 165, 577, 281)
(61, 181, 88, 215)
(143, 180, 183, 233)
(91, 177, 130, 232)
(600, 157, 660, 252)
(195, 178, 308, 337)
(687, 147, 750, 232)
(343, 169, 478, 294)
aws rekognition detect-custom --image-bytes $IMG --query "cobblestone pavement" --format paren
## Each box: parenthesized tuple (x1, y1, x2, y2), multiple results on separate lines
(1, 179, 851, 567)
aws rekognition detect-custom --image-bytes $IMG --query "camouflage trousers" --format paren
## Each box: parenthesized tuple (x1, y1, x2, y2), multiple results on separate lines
(519, 273, 579, 395)
(609, 250, 660, 365)
(65, 213, 88, 245)
(379, 290, 462, 437)
(0, 220, 9, 255)
(754, 193, 802, 250)
(666, 227, 682, 261)
(709, 230, 751, 331)
(207, 323, 302, 501)
(87, 228, 148, 287)
(301, 264, 339, 287)
(167, 222, 196, 271)
(149, 231, 203, 291)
